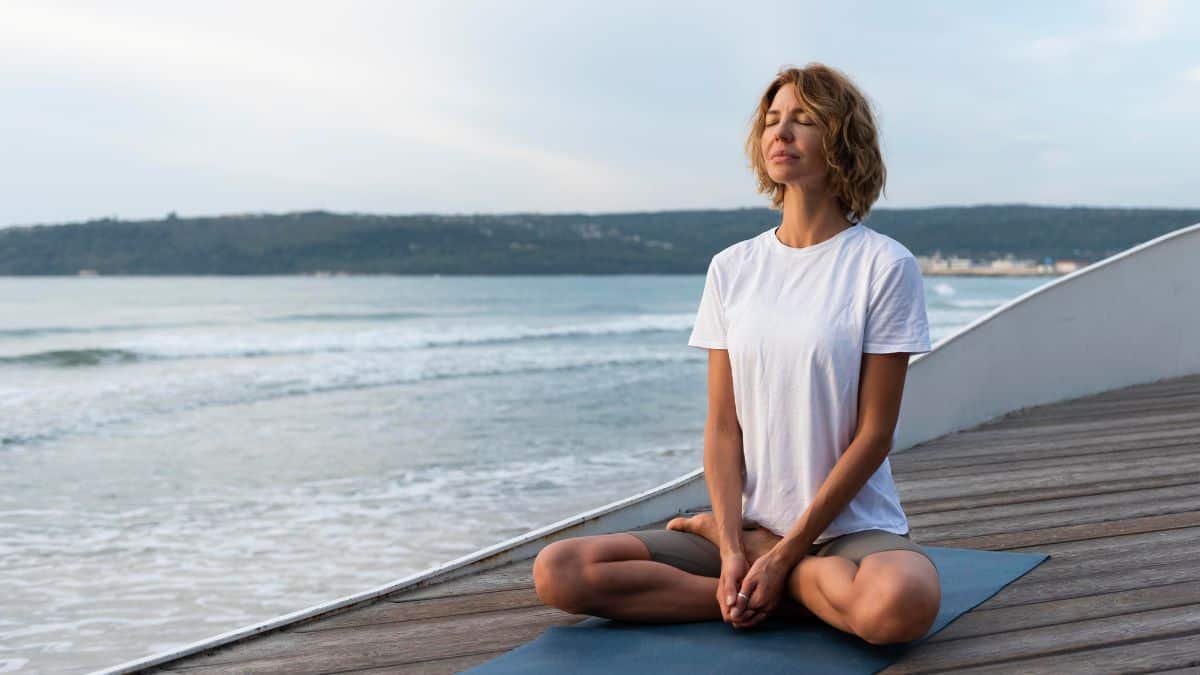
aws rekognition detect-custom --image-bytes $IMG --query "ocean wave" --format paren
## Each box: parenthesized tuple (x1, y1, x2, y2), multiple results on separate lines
(0, 349, 696, 451)
(0, 349, 146, 367)
(0, 314, 695, 368)
(264, 311, 430, 323)
(0, 321, 213, 338)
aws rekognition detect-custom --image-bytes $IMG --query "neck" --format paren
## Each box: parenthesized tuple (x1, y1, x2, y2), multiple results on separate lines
(776, 185, 852, 248)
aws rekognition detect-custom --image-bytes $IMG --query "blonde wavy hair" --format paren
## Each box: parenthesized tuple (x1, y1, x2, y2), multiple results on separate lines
(745, 63, 886, 224)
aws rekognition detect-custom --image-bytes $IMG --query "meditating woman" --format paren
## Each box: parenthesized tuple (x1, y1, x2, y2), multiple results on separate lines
(532, 62, 942, 645)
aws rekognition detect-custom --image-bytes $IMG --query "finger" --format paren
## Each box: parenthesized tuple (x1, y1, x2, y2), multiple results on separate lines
(736, 597, 769, 626)
(733, 615, 762, 630)
(739, 610, 768, 624)
(742, 607, 770, 627)
(756, 599, 781, 623)
(731, 588, 747, 618)
(737, 579, 757, 613)
(750, 585, 773, 611)
(719, 590, 735, 621)
(732, 594, 749, 618)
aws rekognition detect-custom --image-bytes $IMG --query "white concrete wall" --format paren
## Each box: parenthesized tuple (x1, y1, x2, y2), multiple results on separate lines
(894, 221, 1200, 453)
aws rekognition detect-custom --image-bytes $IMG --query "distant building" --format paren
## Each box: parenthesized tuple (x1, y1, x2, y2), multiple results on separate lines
(917, 252, 1066, 277)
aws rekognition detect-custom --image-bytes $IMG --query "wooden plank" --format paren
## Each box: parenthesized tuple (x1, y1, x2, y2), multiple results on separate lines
(891, 632, 1200, 675)
(963, 546, 1200, 611)
(892, 432, 1199, 474)
(909, 482, 1200, 532)
(922, 580, 1200, 645)
(933, 561, 1200, 615)
(923, 511, 1200, 550)
(385, 528, 671, 605)
(995, 532, 1200, 587)
(902, 472, 1200, 515)
(385, 560, 535, 601)
(292, 588, 543, 632)
(879, 604, 1200, 674)
(156, 606, 587, 673)
(340, 649, 513, 674)
(894, 439, 1199, 482)
(383, 521, 674, 602)
(896, 452, 1200, 502)
(912, 489, 1200, 543)
(911, 484, 1200, 537)
(1002, 524, 1200, 565)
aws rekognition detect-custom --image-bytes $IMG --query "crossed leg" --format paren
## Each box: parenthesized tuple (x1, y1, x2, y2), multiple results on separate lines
(532, 524, 814, 624)
(668, 513, 941, 645)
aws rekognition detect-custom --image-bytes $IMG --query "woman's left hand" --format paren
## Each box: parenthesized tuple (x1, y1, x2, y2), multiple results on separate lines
(730, 549, 794, 629)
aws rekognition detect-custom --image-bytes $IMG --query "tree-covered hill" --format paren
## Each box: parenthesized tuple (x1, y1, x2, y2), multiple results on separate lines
(0, 204, 1196, 275)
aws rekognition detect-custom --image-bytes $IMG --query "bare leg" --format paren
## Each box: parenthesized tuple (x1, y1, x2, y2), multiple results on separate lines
(785, 554, 859, 633)
(533, 533, 723, 623)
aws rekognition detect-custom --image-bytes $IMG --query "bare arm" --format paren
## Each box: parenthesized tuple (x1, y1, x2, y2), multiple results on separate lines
(771, 351, 912, 566)
(701, 348, 746, 556)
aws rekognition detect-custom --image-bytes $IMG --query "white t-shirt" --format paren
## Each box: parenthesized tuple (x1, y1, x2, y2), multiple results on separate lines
(688, 223, 932, 544)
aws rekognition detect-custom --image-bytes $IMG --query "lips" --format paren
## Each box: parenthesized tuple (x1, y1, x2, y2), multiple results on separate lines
(769, 150, 798, 160)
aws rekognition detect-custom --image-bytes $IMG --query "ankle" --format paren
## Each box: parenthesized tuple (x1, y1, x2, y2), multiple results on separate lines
(743, 529, 783, 565)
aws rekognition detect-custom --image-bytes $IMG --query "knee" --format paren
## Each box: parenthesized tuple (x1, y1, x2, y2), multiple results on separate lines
(532, 540, 592, 614)
(849, 579, 940, 645)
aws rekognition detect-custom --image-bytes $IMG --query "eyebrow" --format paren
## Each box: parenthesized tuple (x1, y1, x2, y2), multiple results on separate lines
(765, 108, 808, 116)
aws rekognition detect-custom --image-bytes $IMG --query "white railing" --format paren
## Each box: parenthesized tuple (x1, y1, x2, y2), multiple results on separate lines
(894, 221, 1200, 453)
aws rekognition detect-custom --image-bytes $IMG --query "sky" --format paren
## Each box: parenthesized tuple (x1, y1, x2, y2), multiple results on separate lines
(1, 0, 1197, 228)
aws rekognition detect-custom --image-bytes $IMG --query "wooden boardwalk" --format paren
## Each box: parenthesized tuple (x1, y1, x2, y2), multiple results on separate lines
(145, 373, 1200, 674)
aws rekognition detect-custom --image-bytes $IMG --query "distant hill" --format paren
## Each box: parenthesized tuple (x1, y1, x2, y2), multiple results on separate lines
(0, 205, 1196, 275)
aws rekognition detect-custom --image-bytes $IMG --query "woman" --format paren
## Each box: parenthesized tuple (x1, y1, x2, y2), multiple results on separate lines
(533, 63, 942, 645)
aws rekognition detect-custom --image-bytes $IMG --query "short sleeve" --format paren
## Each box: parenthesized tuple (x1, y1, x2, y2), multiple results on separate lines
(863, 256, 932, 354)
(687, 258, 728, 350)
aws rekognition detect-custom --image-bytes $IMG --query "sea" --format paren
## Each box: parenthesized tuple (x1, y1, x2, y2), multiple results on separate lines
(0, 272, 1051, 674)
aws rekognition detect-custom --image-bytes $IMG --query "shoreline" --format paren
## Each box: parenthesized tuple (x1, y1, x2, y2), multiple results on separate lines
(921, 268, 1069, 277)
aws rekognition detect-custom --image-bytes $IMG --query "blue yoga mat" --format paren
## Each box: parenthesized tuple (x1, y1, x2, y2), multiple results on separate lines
(463, 545, 1049, 675)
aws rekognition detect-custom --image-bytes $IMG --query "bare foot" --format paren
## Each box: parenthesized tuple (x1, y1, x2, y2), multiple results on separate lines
(666, 512, 779, 564)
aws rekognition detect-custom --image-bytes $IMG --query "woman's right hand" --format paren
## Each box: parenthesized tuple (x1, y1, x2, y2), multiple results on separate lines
(717, 551, 750, 626)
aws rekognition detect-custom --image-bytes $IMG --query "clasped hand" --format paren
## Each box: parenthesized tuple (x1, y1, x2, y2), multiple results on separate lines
(717, 548, 793, 629)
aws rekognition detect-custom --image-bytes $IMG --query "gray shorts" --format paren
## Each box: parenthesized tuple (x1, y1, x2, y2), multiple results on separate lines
(625, 524, 937, 578)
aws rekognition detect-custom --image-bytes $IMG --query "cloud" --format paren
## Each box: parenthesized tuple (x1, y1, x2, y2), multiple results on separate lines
(1018, 0, 1174, 63)
(0, 2, 632, 202)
